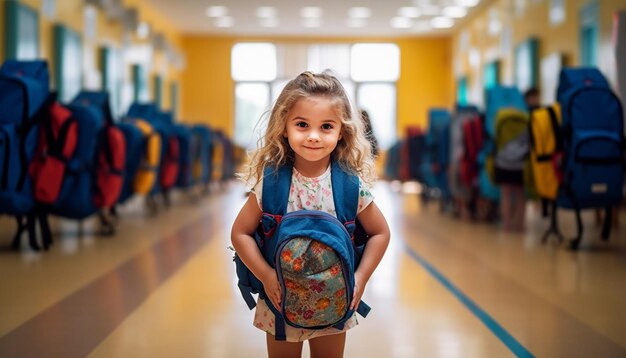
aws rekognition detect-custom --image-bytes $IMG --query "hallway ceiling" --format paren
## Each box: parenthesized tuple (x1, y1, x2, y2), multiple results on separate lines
(145, 0, 485, 37)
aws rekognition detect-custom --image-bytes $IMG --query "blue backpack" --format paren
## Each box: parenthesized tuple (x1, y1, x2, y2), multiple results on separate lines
(0, 60, 50, 216)
(234, 161, 371, 341)
(555, 68, 625, 248)
(425, 108, 452, 200)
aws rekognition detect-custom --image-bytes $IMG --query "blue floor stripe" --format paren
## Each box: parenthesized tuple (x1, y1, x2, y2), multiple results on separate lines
(404, 244, 535, 358)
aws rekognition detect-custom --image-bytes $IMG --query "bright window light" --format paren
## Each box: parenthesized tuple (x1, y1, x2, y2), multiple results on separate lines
(350, 44, 400, 81)
(231, 43, 277, 81)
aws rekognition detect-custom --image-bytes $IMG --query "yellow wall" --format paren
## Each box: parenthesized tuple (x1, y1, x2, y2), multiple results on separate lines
(181, 36, 452, 137)
(452, 0, 626, 105)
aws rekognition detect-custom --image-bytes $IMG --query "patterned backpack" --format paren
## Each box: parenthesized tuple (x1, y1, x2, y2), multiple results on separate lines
(234, 161, 371, 341)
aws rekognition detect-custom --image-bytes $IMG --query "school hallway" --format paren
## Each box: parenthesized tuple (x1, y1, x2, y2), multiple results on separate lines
(0, 180, 625, 358)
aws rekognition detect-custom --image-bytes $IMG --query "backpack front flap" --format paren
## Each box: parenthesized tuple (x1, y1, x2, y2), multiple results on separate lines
(93, 125, 126, 208)
(274, 210, 355, 329)
(494, 109, 529, 172)
(29, 100, 78, 205)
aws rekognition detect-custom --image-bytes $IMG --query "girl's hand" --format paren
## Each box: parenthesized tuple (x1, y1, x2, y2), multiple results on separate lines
(350, 272, 366, 310)
(261, 269, 282, 310)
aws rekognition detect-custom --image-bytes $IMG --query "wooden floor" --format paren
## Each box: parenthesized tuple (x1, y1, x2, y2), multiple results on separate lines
(0, 180, 625, 357)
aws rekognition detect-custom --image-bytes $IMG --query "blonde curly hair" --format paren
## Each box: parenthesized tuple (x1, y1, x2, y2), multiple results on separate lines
(241, 70, 376, 188)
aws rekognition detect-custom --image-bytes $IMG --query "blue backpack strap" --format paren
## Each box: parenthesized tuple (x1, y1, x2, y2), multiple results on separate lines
(330, 161, 359, 225)
(259, 163, 292, 341)
(261, 163, 292, 215)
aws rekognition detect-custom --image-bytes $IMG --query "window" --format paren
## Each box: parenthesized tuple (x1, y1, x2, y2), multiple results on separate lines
(4, 1, 39, 60)
(232, 42, 399, 150)
(483, 60, 500, 91)
(232, 43, 277, 147)
(232, 43, 277, 81)
(457, 77, 468, 106)
(356, 84, 396, 150)
(235, 83, 270, 148)
(54, 24, 82, 102)
(580, 1, 599, 67)
(350, 44, 400, 82)
(515, 38, 538, 93)
(100, 46, 122, 117)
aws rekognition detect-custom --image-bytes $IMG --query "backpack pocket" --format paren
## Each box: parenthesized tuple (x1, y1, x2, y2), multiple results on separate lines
(278, 237, 348, 329)
(565, 131, 624, 208)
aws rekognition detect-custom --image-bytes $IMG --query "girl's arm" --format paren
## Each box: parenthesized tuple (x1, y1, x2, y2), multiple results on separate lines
(231, 193, 282, 309)
(350, 201, 390, 309)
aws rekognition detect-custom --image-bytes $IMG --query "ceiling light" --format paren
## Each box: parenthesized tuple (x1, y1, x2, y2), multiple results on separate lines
(347, 18, 366, 27)
(260, 17, 279, 27)
(443, 6, 467, 18)
(431, 17, 454, 28)
(302, 18, 321, 27)
(205, 6, 227, 17)
(391, 17, 413, 29)
(301, 6, 322, 18)
(399, 7, 421, 18)
(256, 6, 277, 18)
(215, 16, 234, 28)
(456, 0, 480, 7)
(348, 7, 371, 18)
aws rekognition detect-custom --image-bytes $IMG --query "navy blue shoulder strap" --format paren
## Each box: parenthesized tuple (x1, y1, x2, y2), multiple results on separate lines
(330, 161, 360, 224)
(261, 164, 292, 215)
(262, 161, 359, 222)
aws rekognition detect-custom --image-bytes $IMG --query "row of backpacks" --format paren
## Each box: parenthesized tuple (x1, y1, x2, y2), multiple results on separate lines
(386, 67, 625, 250)
(0, 59, 235, 252)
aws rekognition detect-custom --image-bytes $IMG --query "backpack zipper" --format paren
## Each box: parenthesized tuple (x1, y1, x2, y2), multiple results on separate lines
(279, 211, 351, 237)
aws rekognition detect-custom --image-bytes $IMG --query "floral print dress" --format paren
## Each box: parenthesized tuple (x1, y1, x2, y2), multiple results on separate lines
(250, 165, 374, 342)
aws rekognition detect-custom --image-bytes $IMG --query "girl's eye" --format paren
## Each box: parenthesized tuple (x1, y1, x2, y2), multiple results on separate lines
(295, 121, 308, 128)
(321, 123, 334, 130)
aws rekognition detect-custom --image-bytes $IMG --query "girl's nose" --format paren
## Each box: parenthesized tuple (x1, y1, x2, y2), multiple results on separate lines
(307, 132, 321, 142)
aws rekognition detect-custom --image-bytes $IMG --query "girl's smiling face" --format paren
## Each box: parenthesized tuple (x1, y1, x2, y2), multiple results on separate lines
(284, 96, 343, 174)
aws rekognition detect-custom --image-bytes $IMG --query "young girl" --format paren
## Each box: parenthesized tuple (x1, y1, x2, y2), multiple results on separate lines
(231, 71, 390, 358)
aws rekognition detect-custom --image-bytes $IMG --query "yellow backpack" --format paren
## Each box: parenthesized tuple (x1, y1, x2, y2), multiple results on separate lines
(133, 119, 162, 194)
(529, 104, 562, 200)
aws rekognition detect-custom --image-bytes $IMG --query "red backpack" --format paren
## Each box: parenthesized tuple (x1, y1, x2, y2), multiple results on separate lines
(71, 91, 126, 209)
(460, 115, 484, 187)
(29, 101, 78, 204)
(93, 124, 126, 208)
(159, 136, 180, 189)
